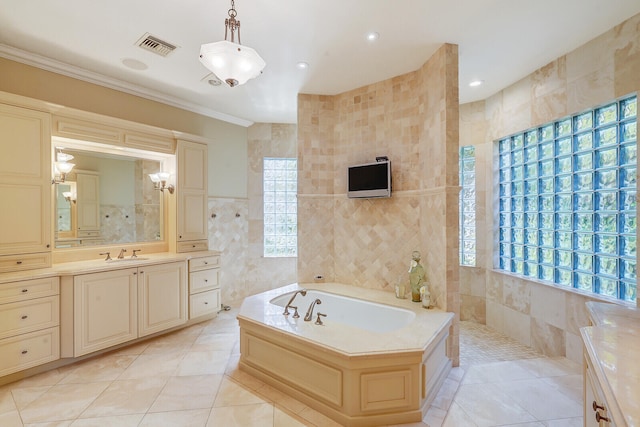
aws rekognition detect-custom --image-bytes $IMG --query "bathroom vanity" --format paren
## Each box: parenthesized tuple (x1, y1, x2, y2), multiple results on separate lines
(581, 302, 640, 426)
(0, 251, 220, 382)
(0, 90, 221, 384)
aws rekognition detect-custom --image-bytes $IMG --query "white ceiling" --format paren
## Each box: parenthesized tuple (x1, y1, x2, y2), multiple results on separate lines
(0, 0, 639, 126)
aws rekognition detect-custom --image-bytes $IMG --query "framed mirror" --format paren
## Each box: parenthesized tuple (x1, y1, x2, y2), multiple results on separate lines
(53, 140, 173, 249)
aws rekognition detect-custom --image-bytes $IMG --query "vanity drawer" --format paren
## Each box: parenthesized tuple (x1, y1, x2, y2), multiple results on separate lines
(0, 296, 59, 340)
(77, 230, 101, 238)
(189, 269, 220, 293)
(0, 277, 59, 304)
(0, 327, 60, 377)
(0, 252, 52, 273)
(189, 255, 220, 272)
(189, 289, 219, 318)
(177, 240, 209, 253)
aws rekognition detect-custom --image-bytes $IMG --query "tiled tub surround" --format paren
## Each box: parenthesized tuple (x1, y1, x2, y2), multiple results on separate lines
(238, 283, 453, 427)
(581, 302, 640, 425)
(297, 43, 461, 366)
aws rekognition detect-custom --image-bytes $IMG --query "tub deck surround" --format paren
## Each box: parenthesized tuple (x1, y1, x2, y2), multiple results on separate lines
(581, 302, 640, 426)
(238, 283, 454, 426)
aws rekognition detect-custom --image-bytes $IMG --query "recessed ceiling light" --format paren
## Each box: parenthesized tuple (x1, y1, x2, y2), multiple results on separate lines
(208, 78, 222, 86)
(469, 80, 483, 87)
(366, 32, 379, 41)
(296, 62, 309, 70)
(121, 58, 148, 71)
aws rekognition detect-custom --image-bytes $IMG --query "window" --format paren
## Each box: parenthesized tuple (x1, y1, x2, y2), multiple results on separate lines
(263, 158, 297, 257)
(498, 95, 637, 302)
(460, 146, 476, 266)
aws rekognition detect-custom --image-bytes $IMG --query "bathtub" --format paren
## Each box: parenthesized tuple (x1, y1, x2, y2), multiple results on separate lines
(238, 283, 453, 427)
(270, 289, 416, 333)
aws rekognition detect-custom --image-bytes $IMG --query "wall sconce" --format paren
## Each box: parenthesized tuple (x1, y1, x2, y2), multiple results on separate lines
(62, 191, 77, 204)
(149, 172, 175, 194)
(52, 150, 75, 184)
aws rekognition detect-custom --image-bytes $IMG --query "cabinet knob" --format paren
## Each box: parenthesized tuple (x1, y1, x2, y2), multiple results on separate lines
(21, 350, 28, 355)
(16, 261, 22, 265)
(21, 315, 28, 320)
(204, 262, 208, 265)
(21, 289, 28, 293)
(204, 279, 208, 282)
(596, 412, 610, 423)
(204, 301, 208, 305)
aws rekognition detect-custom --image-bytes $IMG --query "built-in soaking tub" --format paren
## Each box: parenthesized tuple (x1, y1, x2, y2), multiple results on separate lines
(237, 283, 454, 427)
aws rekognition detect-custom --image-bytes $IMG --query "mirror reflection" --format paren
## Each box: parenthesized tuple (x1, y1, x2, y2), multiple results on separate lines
(54, 148, 164, 248)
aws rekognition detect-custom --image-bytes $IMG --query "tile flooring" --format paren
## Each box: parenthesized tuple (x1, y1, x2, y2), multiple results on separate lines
(0, 312, 584, 426)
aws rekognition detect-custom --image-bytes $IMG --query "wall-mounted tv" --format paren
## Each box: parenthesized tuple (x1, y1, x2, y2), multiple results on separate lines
(347, 160, 391, 198)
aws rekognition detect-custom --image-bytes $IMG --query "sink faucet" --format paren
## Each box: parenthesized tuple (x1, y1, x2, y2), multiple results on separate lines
(283, 289, 307, 315)
(117, 249, 127, 259)
(304, 298, 322, 322)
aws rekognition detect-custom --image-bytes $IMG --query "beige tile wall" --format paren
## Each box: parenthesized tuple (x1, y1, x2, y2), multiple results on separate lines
(459, 12, 640, 362)
(208, 123, 298, 306)
(297, 44, 461, 364)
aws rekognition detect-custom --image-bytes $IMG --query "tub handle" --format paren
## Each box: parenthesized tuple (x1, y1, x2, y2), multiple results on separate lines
(289, 305, 300, 318)
(315, 312, 327, 325)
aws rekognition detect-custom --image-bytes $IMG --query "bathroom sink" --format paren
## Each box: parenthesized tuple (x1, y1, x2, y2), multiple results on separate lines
(106, 257, 149, 263)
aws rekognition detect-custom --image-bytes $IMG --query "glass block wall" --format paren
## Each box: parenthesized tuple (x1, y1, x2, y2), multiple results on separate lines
(460, 146, 476, 266)
(263, 158, 298, 257)
(498, 95, 637, 302)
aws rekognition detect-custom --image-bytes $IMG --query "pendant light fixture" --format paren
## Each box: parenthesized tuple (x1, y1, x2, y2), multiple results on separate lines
(199, 0, 266, 87)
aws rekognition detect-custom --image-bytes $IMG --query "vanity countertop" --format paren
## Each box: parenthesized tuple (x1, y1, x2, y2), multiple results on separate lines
(0, 250, 220, 284)
(581, 302, 640, 427)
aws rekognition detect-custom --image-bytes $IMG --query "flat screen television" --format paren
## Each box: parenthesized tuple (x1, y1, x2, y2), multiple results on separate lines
(347, 160, 391, 198)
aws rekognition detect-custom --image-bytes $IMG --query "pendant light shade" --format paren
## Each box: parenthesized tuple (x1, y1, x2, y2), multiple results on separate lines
(199, 0, 265, 87)
(199, 40, 265, 87)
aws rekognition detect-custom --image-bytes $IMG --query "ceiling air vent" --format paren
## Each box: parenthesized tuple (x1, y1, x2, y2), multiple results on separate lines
(136, 33, 177, 57)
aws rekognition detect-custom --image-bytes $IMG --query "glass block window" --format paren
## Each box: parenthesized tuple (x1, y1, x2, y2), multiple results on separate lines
(498, 95, 637, 302)
(460, 146, 476, 266)
(263, 158, 298, 257)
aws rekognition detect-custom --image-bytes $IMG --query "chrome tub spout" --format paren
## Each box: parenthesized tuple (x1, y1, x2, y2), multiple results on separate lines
(304, 298, 322, 321)
(283, 289, 307, 315)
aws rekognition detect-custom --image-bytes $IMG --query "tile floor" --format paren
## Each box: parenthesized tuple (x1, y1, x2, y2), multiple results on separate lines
(0, 312, 584, 427)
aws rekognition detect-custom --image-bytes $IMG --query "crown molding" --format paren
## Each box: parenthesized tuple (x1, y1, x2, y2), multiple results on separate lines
(0, 44, 253, 127)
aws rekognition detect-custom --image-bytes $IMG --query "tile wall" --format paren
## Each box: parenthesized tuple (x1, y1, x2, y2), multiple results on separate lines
(297, 44, 461, 364)
(207, 123, 298, 306)
(459, 12, 640, 362)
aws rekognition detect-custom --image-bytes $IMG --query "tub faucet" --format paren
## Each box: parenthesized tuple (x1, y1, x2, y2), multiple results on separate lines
(304, 298, 322, 322)
(117, 248, 127, 259)
(283, 289, 307, 315)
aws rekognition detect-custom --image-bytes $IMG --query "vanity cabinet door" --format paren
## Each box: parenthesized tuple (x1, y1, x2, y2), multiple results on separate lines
(176, 140, 208, 248)
(74, 268, 138, 356)
(0, 104, 51, 259)
(138, 261, 187, 337)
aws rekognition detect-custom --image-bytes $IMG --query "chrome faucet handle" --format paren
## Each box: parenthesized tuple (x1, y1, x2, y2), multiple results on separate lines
(117, 249, 127, 259)
(131, 249, 142, 258)
(283, 305, 291, 316)
(315, 312, 326, 325)
(99, 252, 111, 261)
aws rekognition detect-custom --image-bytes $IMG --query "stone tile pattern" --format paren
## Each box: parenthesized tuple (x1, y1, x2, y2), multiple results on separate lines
(297, 44, 461, 364)
(458, 12, 640, 362)
(208, 123, 298, 306)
